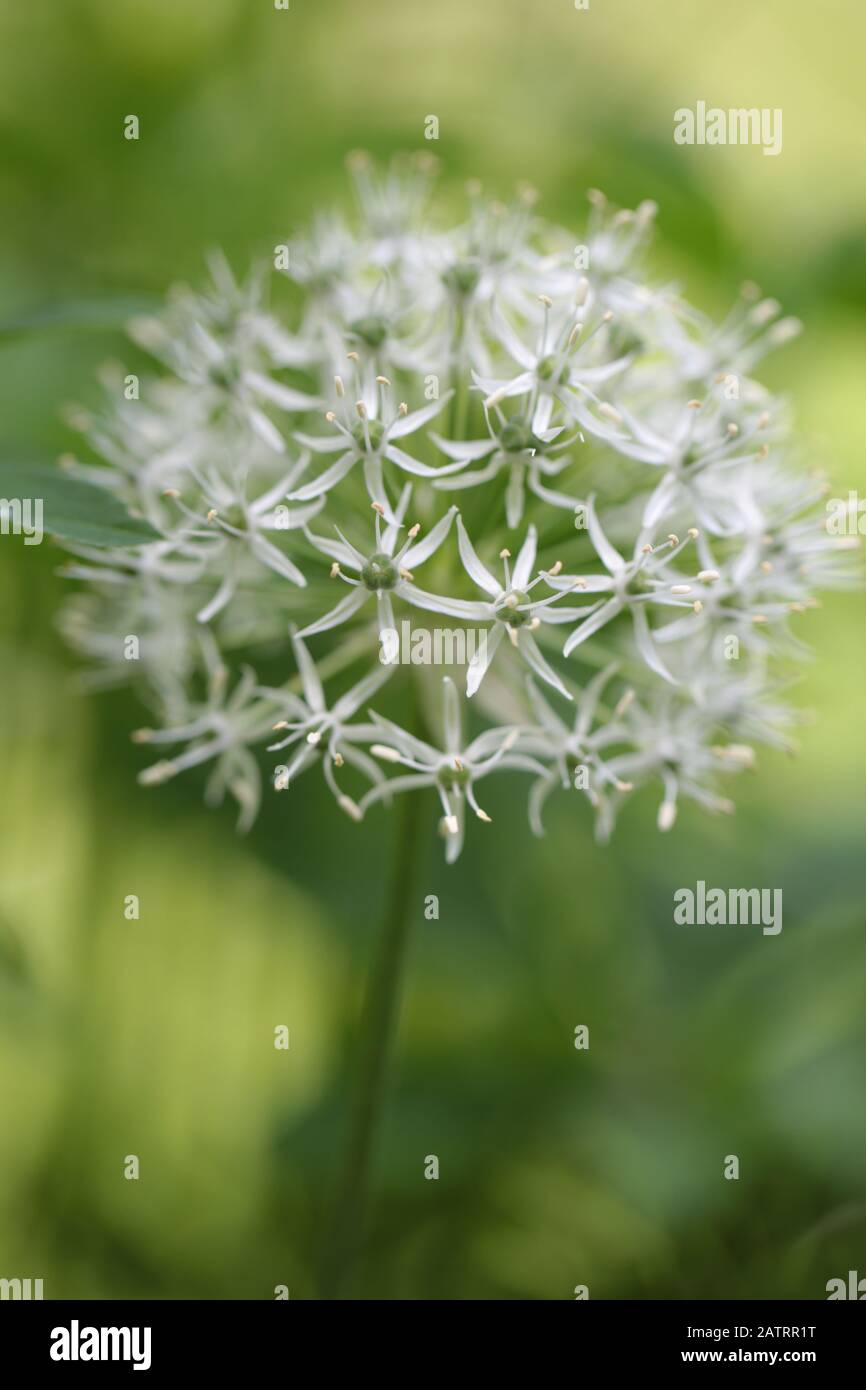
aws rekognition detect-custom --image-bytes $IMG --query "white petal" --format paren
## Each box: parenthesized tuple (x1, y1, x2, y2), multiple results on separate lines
(456, 516, 501, 597)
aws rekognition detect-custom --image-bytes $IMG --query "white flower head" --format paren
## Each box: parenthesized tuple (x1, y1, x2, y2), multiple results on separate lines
(58, 158, 853, 846)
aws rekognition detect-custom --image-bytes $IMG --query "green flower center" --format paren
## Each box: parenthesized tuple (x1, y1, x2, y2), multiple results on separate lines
(537, 355, 569, 385)
(437, 762, 470, 791)
(351, 417, 386, 451)
(498, 590, 531, 625)
(498, 420, 535, 453)
(442, 260, 481, 297)
(361, 551, 399, 590)
(350, 314, 389, 349)
(208, 358, 243, 391)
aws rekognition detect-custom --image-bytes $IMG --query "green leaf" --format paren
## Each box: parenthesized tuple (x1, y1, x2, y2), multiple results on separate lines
(0, 296, 159, 344)
(0, 463, 159, 547)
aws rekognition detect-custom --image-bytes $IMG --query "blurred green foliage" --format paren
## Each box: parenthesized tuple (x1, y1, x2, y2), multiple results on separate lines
(1, 0, 865, 1299)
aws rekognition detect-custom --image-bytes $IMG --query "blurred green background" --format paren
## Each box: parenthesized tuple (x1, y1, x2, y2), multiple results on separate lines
(1, 0, 865, 1300)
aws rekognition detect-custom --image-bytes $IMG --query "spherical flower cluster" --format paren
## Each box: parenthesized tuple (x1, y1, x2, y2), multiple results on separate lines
(58, 153, 855, 859)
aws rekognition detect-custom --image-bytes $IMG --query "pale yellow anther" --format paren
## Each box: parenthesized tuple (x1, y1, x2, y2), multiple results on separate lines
(371, 744, 401, 763)
(614, 689, 635, 718)
(329, 562, 341, 579)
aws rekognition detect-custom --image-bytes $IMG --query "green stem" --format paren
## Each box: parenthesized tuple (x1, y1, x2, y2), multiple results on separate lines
(317, 785, 423, 1299)
(448, 306, 469, 442)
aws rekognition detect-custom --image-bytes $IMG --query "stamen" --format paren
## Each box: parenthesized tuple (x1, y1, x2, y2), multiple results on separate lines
(139, 760, 178, 786)
(371, 744, 402, 762)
